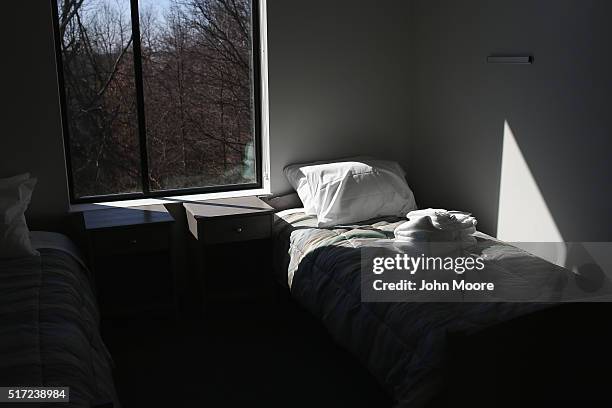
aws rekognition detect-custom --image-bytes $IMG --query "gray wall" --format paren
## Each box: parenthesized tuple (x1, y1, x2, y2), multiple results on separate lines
(2, 0, 610, 243)
(267, 0, 413, 193)
(1, 1, 69, 230)
(409, 0, 612, 241)
(0, 0, 413, 229)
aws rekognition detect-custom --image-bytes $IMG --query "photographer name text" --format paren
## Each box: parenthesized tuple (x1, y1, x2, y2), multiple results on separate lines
(372, 279, 495, 292)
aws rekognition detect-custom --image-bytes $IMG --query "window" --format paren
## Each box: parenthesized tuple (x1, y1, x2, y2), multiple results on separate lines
(51, 0, 264, 203)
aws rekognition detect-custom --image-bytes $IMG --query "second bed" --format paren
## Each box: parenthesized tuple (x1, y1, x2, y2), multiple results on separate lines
(272, 206, 571, 407)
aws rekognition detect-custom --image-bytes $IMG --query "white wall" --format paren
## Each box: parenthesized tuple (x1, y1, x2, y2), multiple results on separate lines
(409, 0, 612, 242)
(0, 0, 413, 229)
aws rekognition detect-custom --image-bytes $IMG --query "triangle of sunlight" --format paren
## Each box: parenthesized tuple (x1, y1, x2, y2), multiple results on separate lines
(497, 121, 566, 265)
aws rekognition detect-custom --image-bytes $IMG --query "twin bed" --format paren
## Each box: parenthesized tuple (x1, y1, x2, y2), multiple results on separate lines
(271, 201, 573, 407)
(0, 232, 119, 407)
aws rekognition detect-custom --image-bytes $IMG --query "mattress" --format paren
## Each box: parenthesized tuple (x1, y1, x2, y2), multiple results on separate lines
(272, 209, 571, 407)
(0, 232, 119, 407)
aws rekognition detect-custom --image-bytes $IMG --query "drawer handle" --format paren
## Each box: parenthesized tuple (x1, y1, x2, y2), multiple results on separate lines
(235, 227, 243, 233)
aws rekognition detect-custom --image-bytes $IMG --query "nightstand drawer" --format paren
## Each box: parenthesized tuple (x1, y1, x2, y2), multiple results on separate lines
(91, 224, 170, 255)
(198, 214, 271, 245)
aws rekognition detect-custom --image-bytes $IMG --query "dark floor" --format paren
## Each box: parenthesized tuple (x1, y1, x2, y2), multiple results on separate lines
(101, 299, 391, 408)
(101, 289, 612, 408)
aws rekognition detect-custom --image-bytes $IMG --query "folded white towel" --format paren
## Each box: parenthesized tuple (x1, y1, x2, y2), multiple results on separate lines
(403, 208, 476, 232)
(394, 208, 477, 248)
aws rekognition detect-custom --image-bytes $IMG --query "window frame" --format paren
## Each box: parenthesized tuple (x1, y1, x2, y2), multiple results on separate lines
(51, 0, 267, 204)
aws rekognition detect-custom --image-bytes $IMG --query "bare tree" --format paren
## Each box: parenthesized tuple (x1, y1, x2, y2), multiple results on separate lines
(57, 0, 257, 196)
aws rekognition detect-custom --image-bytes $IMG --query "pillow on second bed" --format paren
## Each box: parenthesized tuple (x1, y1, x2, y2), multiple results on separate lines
(284, 157, 417, 226)
(0, 173, 39, 259)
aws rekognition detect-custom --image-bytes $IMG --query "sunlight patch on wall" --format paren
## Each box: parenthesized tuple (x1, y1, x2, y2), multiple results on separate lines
(497, 121, 566, 265)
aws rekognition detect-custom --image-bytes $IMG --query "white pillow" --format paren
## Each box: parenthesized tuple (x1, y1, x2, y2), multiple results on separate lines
(0, 173, 39, 259)
(284, 157, 417, 226)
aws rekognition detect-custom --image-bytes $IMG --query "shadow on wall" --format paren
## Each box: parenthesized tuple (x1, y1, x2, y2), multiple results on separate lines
(496, 121, 609, 279)
(408, 0, 612, 251)
(496, 121, 563, 244)
(496, 120, 566, 265)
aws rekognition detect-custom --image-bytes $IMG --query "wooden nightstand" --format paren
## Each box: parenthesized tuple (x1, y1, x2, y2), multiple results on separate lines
(184, 196, 275, 307)
(82, 205, 176, 318)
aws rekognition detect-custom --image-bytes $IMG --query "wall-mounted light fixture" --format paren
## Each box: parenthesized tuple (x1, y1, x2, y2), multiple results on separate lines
(487, 55, 533, 64)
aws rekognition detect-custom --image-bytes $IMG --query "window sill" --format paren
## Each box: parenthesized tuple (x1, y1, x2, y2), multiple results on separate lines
(69, 187, 272, 213)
